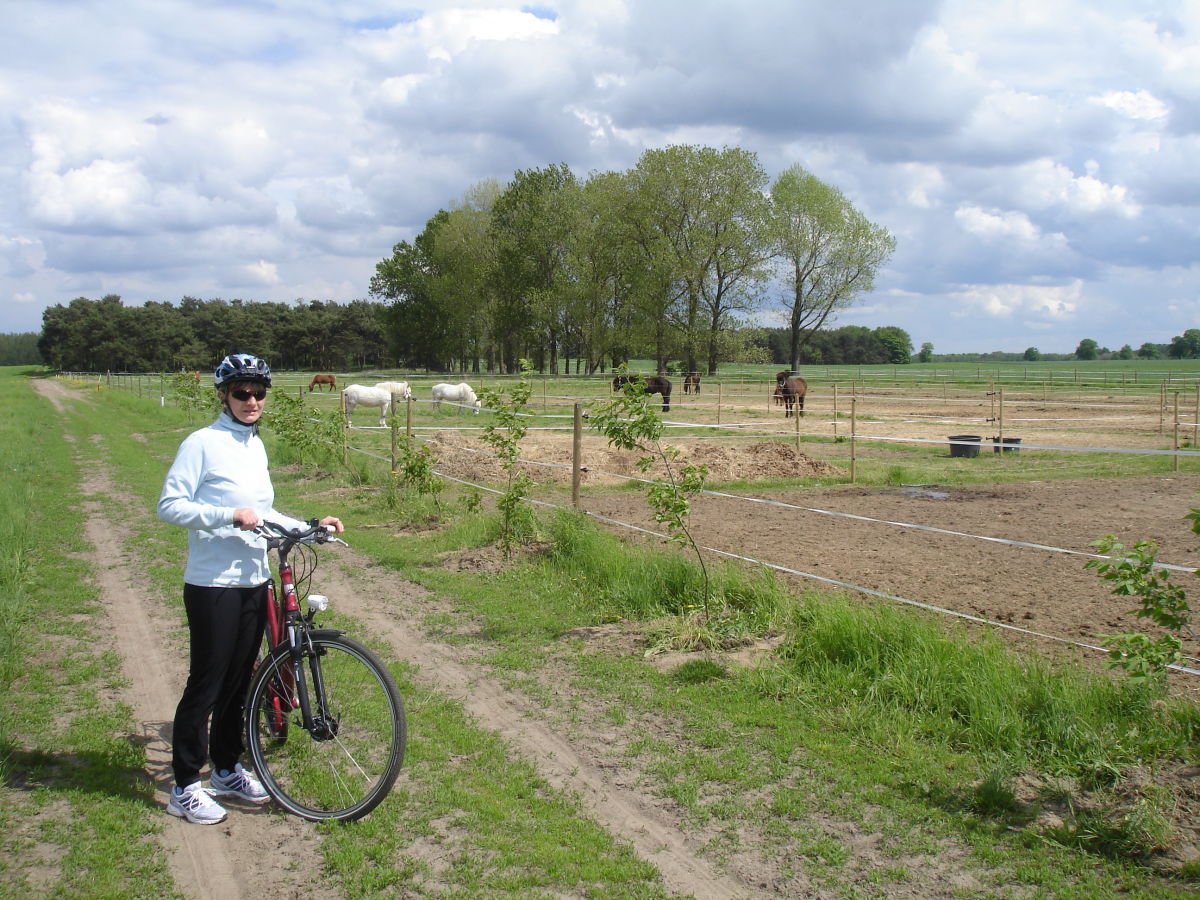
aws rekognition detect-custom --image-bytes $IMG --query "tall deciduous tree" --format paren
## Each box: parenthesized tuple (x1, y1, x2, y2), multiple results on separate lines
(769, 165, 896, 372)
(1168, 329, 1200, 359)
(490, 164, 577, 373)
(370, 214, 454, 370)
(874, 326, 913, 364)
(623, 146, 771, 376)
(433, 181, 502, 372)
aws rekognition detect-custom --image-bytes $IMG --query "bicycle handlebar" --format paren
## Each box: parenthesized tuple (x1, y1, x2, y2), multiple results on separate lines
(254, 519, 347, 548)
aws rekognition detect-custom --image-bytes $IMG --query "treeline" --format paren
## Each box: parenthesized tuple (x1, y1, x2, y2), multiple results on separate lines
(372, 144, 895, 375)
(0, 333, 42, 365)
(36, 294, 921, 374)
(38, 295, 388, 372)
(755, 325, 913, 366)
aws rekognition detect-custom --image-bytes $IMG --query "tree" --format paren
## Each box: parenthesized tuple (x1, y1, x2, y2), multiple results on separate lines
(0, 332, 42, 365)
(1116, 344, 1134, 360)
(1168, 329, 1200, 359)
(490, 164, 578, 373)
(1075, 338, 1099, 360)
(769, 165, 896, 372)
(434, 181, 503, 372)
(916, 342, 933, 363)
(1137, 342, 1162, 359)
(1024, 346, 1041, 361)
(873, 326, 913, 364)
(370, 214, 455, 370)
(620, 146, 772, 376)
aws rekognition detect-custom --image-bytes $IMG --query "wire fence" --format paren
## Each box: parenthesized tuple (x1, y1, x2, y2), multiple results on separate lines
(57, 369, 1200, 678)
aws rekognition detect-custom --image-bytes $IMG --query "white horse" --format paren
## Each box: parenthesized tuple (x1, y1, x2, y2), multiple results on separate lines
(431, 382, 481, 414)
(374, 381, 412, 400)
(342, 384, 393, 426)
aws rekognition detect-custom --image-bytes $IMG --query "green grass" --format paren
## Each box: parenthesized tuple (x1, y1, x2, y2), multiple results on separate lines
(0, 369, 178, 899)
(10, 368, 1200, 898)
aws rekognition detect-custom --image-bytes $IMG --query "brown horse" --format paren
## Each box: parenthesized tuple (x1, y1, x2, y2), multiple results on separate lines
(683, 373, 701, 395)
(775, 371, 807, 418)
(309, 373, 337, 392)
(612, 374, 672, 412)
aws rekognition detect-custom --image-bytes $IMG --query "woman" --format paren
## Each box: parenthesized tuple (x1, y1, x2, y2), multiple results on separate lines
(158, 353, 343, 824)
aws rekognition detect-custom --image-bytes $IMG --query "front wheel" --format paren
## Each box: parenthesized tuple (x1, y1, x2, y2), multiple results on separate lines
(245, 631, 406, 821)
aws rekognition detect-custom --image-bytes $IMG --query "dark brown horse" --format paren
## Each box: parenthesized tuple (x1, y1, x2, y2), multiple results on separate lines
(309, 373, 337, 392)
(683, 373, 701, 395)
(775, 371, 807, 418)
(612, 374, 672, 412)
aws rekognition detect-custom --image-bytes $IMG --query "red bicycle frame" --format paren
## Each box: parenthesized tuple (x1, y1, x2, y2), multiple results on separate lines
(261, 557, 302, 734)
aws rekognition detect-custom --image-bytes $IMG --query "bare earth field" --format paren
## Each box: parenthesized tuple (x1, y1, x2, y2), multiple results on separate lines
(32, 378, 1200, 898)
(424, 421, 1200, 679)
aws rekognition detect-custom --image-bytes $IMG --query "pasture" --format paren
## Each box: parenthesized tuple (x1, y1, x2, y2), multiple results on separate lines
(14, 364, 1200, 898)
(90, 362, 1200, 675)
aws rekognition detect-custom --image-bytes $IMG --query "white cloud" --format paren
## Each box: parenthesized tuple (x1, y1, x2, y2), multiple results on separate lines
(1009, 159, 1141, 218)
(953, 280, 1083, 320)
(0, 0, 1197, 354)
(241, 260, 281, 287)
(955, 205, 1043, 242)
(1094, 89, 1169, 120)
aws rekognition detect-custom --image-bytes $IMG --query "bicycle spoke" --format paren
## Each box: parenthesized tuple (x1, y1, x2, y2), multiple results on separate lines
(246, 634, 405, 821)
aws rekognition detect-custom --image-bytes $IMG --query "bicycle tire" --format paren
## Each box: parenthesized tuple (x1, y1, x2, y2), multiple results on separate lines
(245, 630, 406, 821)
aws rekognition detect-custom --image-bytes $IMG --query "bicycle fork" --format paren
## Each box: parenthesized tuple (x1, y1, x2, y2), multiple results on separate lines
(276, 563, 338, 741)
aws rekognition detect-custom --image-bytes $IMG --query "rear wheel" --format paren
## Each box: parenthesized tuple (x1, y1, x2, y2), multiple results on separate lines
(245, 631, 405, 821)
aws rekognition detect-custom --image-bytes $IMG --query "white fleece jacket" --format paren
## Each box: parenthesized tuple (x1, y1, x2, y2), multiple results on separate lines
(158, 410, 305, 587)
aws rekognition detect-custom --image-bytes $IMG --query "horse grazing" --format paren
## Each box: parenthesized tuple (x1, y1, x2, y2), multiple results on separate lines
(612, 374, 672, 412)
(431, 382, 481, 414)
(309, 373, 337, 392)
(374, 380, 412, 401)
(342, 384, 393, 426)
(775, 371, 807, 418)
(683, 373, 701, 395)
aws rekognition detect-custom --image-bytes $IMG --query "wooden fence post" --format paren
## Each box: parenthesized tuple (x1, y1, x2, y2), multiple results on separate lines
(850, 397, 857, 484)
(795, 392, 801, 452)
(340, 391, 348, 466)
(390, 391, 400, 473)
(572, 402, 582, 509)
(832, 383, 839, 439)
(1174, 391, 1180, 473)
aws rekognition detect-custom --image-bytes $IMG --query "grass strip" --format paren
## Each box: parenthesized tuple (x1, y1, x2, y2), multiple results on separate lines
(0, 369, 178, 899)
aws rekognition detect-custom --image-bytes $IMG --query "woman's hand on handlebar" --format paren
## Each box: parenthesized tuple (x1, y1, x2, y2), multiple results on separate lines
(233, 508, 262, 530)
(317, 516, 344, 534)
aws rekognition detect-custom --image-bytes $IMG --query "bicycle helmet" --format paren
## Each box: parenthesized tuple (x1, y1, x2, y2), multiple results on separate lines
(214, 353, 272, 388)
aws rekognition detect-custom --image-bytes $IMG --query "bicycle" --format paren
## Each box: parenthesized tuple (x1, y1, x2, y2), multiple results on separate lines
(244, 519, 406, 821)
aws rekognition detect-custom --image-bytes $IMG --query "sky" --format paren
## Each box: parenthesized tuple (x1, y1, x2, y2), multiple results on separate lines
(1, 1, 1197, 355)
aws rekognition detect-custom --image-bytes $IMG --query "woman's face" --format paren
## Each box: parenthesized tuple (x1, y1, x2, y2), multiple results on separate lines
(220, 380, 268, 424)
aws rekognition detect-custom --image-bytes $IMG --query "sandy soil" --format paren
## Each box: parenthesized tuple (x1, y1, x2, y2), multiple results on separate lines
(30, 377, 1200, 898)
(424, 425, 1200, 674)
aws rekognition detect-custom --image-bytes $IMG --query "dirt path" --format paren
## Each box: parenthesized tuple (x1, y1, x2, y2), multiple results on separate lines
(34, 379, 327, 900)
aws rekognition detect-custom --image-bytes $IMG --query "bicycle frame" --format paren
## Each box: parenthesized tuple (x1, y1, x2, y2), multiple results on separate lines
(259, 523, 337, 740)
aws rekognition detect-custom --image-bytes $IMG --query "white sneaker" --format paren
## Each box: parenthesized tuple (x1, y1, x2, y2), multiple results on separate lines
(208, 763, 270, 805)
(167, 782, 227, 824)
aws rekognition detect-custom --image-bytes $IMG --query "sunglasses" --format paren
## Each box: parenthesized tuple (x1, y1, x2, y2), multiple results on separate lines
(229, 388, 267, 401)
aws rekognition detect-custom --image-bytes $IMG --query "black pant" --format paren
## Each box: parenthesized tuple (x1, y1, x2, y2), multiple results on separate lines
(172, 582, 267, 786)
